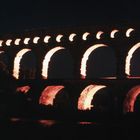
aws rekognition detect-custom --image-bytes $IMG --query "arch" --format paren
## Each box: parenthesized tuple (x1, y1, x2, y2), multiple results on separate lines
(110, 29, 119, 38)
(96, 31, 104, 39)
(0, 51, 9, 70)
(13, 49, 31, 79)
(78, 85, 106, 110)
(126, 28, 134, 37)
(39, 85, 65, 106)
(87, 47, 117, 78)
(69, 33, 76, 42)
(125, 42, 140, 76)
(82, 32, 90, 40)
(48, 49, 74, 79)
(41, 47, 65, 79)
(20, 51, 36, 79)
(123, 85, 140, 113)
(80, 44, 107, 79)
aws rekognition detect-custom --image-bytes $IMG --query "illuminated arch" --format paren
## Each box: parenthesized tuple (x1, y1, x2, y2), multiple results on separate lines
(39, 85, 65, 106)
(33, 37, 40, 44)
(0, 40, 3, 47)
(14, 38, 21, 45)
(44, 35, 51, 43)
(96, 31, 104, 39)
(125, 42, 140, 76)
(126, 28, 134, 37)
(42, 47, 65, 79)
(123, 85, 140, 113)
(110, 29, 119, 38)
(82, 32, 90, 40)
(80, 44, 107, 79)
(13, 49, 31, 79)
(78, 85, 106, 110)
(56, 35, 63, 42)
(6, 39, 12, 46)
(69, 33, 76, 42)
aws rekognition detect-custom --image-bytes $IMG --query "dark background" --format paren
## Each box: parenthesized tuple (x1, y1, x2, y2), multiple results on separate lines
(0, 0, 139, 34)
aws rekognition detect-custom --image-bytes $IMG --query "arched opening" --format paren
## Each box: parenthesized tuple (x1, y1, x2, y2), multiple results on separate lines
(80, 44, 116, 79)
(78, 85, 107, 111)
(39, 85, 69, 109)
(42, 47, 74, 79)
(123, 85, 140, 113)
(48, 49, 74, 79)
(20, 51, 36, 79)
(125, 43, 140, 78)
(13, 49, 36, 79)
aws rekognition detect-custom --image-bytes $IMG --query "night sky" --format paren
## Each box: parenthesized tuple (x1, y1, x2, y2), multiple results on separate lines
(0, 0, 140, 34)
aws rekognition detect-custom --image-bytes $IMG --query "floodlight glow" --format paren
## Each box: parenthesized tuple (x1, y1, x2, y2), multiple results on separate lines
(110, 30, 119, 38)
(56, 35, 63, 43)
(78, 85, 106, 110)
(33, 37, 40, 44)
(126, 28, 134, 37)
(6, 39, 12, 46)
(82, 32, 90, 40)
(69, 33, 76, 42)
(44, 35, 51, 43)
(14, 39, 21, 45)
(0, 40, 3, 47)
(24, 38, 30, 45)
(80, 44, 107, 79)
(42, 47, 65, 79)
(96, 31, 104, 39)
(125, 42, 140, 76)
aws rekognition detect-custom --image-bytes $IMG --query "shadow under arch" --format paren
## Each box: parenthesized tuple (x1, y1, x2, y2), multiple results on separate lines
(81, 44, 117, 79)
(13, 49, 36, 79)
(42, 47, 74, 79)
(125, 42, 140, 78)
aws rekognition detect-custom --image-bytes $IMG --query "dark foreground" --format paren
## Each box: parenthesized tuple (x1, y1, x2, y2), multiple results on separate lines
(0, 113, 140, 140)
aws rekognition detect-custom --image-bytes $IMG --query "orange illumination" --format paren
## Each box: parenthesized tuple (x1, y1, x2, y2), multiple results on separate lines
(126, 28, 134, 37)
(15, 38, 21, 45)
(24, 38, 30, 45)
(110, 29, 119, 38)
(69, 33, 76, 42)
(16, 86, 31, 94)
(78, 85, 106, 110)
(6, 39, 12, 46)
(38, 120, 56, 127)
(44, 35, 51, 43)
(96, 31, 104, 39)
(42, 47, 65, 79)
(13, 49, 31, 79)
(56, 35, 63, 42)
(80, 44, 107, 79)
(82, 32, 90, 40)
(10, 118, 21, 122)
(79, 122, 93, 125)
(125, 42, 140, 76)
(123, 85, 140, 113)
(33, 37, 40, 44)
(39, 85, 64, 106)
(0, 40, 3, 47)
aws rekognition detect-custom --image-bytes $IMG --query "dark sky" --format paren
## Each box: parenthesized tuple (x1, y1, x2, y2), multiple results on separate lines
(0, 0, 140, 34)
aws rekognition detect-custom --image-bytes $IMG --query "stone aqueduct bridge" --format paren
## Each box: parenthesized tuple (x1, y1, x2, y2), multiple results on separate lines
(0, 26, 140, 80)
